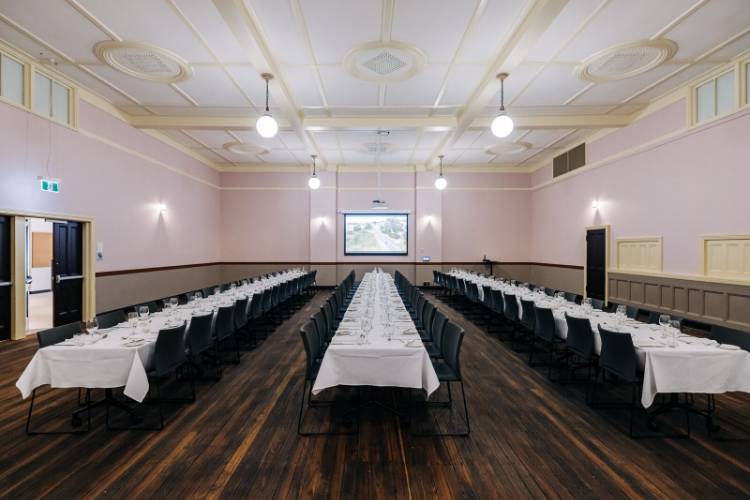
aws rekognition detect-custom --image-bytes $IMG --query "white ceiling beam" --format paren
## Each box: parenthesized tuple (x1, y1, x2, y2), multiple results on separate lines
(128, 115, 289, 130)
(212, 0, 322, 159)
(428, 0, 570, 166)
(471, 114, 632, 129)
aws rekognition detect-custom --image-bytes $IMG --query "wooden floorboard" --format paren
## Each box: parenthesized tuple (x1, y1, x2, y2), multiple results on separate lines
(0, 290, 749, 499)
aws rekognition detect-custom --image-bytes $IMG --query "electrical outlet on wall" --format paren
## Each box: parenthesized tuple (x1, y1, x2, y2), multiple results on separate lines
(96, 242, 104, 261)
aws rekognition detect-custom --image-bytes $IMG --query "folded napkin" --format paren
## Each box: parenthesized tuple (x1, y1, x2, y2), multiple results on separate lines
(402, 339, 422, 348)
(718, 344, 741, 350)
(635, 340, 664, 348)
(330, 337, 360, 345)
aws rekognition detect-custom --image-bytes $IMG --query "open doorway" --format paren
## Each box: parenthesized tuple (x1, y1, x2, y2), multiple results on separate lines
(25, 218, 54, 334)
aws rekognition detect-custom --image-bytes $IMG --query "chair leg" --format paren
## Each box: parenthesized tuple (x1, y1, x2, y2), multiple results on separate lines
(26, 388, 92, 435)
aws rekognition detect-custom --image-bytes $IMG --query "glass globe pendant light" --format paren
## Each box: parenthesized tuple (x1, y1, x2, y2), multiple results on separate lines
(491, 72, 514, 138)
(434, 154, 447, 190)
(308, 154, 320, 190)
(256, 73, 279, 139)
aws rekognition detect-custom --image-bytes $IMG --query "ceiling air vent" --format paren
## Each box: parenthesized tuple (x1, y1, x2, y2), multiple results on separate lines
(553, 143, 586, 178)
(484, 142, 531, 157)
(575, 39, 677, 82)
(361, 142, 394, 155)
(94, 41, 192, 83)
(344, 41, 426, 83)
(223, 141, 268, 156)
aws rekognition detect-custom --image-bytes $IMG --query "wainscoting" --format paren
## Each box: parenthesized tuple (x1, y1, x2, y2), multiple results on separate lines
(608, 271, 750, 332)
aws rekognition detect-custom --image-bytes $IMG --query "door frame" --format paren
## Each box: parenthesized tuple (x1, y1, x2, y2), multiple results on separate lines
(583, 224, 610, 306)
(0, 209, 95, 340)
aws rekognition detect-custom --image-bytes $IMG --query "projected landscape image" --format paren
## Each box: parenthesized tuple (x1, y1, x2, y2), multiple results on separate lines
(345, 214, 408, 255)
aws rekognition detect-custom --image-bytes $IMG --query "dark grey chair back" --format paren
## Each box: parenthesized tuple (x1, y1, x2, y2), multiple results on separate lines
(214, 304, 235, 342)
(431, 310, 448, 353)
(520, 299, 536, 331)
(533, 306, 557, 342)
(97, 309, 126, 329)
(598, 325, 639, 383)
(233, 297, 249, 331)
(299, 321, 320, 381)
(37, 323, 80, 348)
(565, 313, 594, 359)
(441, 322, 465, 378)
(185, 313, 213, 355)
(710, 325, 750, 351)
(311, 311, 328, 346)
(503, 293, 519, 322)
(151, 324, 187, 377)
(591, 298, 604, 311)
(563, 292, 580, 304)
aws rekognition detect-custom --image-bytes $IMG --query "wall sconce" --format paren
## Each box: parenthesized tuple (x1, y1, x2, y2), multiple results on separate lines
(158, 203, 167, 214)
(591, 200, 600, 210)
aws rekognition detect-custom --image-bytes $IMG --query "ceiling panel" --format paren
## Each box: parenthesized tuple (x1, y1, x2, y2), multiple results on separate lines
(54, 63, 136, 105)
(456, 149, 492, 163)
(0, 19, 55, 59)
(160, 129, 205, 148)
(630, 62, 717, 103)
(82, 65, 191, 105)
(411, 150, 432, 162)
(341, 150, 377, 164)
(193, 147, 230, 162)
(261, 149, 299, 163)
(493, 61, 545, 105)
(523, 129, 575, 148)
(310, 131, 340, 149)
(457, 0, 528, 64)
(391, 0, 477, 63)
(212, 148, 261, 163)
(76, 0, 212, 62)
(224, 65, 272, 110)
(416, 131, 448, 149)
(183, 129, 236, 148)
(282, 66, 324, 107)
(384, 64, 448, 106)
(573, 64, 686, 104)
(174, 0, 251, 63)
(0, 0, 107, 61)
(452, 130, 483, 148)
(525, 0, 604, 62)
(175, 66, 250, 107)
(439, 64, 486, 106)
(299, 0, 381, 65)
(278, 131, 307, 150)
(493, 148, 540, 163)
(144, 105, 254, 116)
(230, 129, 286, 149)
(292, 150, 315, 164)
(557, 0, 696, 62)
(337, 130, 378, 149)
(246, 0, 310, 65)
(512, 63, 590, 106)
(382, 130, 419, 148)
(665, 0, 750, 61)
(707, 32, 750, 62)
(318, 67, 378, 106)
(322, 150, 342, 163)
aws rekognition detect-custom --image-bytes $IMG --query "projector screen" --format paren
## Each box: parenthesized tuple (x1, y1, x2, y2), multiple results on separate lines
(344, 213, 408, 256)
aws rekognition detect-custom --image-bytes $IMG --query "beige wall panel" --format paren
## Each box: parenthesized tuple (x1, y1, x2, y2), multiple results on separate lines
(704, 291, 726, 321)
(688, 288, 703, 315)
(661, 285, 672, 309)
(630, 282, 644, 303)
(96, 265, 222, 313)
(728, 293, 750, 327)
(644, 283, 660, 307)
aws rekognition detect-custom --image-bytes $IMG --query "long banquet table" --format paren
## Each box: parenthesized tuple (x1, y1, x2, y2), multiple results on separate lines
(448, 270, 750, 408)
(16, 270, 305, 402)
(312, 271, 440, 396)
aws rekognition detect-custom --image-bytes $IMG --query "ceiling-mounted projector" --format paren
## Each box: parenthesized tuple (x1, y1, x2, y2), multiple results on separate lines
(371, 199, 389, 210)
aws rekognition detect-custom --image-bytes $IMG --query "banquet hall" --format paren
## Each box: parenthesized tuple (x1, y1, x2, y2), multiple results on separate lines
(1, 0, 750, 497)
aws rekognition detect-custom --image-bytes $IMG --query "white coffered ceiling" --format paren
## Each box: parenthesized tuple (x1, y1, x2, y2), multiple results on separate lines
(1, 0, 749, 170)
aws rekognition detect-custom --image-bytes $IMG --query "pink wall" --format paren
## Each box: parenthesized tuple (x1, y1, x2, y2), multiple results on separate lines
(0, 100, 221, 271)
(218, 169, 531, 264)
(530, 105, 750, 274)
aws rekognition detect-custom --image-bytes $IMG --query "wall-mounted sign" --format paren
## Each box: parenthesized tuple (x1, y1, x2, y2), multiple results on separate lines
(39, 177, 60, 193)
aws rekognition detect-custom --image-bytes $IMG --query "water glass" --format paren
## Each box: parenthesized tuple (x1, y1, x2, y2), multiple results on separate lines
(127, 311, 138, 328)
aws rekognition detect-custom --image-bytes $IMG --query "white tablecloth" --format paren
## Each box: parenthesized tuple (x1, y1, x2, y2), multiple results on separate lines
(312, 272, 440, 396)
(16, 270, 305, 402)
(448, 270, 750, 407)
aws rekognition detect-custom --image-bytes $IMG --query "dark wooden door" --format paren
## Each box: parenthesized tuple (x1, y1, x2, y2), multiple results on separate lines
(586, 228, 606, 301)
(52, 221, 83, 327)
(0, 216, 11, 341)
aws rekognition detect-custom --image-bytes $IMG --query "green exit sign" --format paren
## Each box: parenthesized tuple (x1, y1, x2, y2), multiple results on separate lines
(39, 178, 60, 193)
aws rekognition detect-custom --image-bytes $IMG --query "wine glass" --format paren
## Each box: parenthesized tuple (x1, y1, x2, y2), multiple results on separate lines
(86, 317, 99, 335)
(127, 311, 138, 328)
(616, 305, 627, 324)
(359, 317, 372, 345)
(170, 297, 178, 309)
(658, 314, 671, 338)
(138, 305, 149, 319)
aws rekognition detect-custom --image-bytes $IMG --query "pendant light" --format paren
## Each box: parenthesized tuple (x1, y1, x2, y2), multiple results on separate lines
(308, 154, 320, 190)
(491, 72, 514, 138)
(256, 73, 278, 138)
(371, 131, 389, 209)
(434, 155, 447, 190)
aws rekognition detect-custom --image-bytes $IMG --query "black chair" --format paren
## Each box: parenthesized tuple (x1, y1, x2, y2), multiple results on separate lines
(710, 325, 750, 351)
(26, 323, 91, 435)
(529, 306, 563, 379)
(233, 296, 250, 347)
(97, 309, 126, 329)
(564, 292, 582, 304)
(297, 321, 356, 436)
(544, 287, 556, 297)
(425, 310, 448, 359)
(647, 310, 683, 330)
(563, 314, 598, 401)
(590, 298, 605, 311)
(185, 313, 220, 379)
(108, 324, 194, 431)
(214, 304, 240, 364)
(414, 322, 469, 436)
(593, 325, 689, 438)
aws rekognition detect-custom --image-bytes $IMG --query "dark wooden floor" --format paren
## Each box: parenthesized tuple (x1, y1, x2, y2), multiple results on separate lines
(1, 290, 749, 499)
